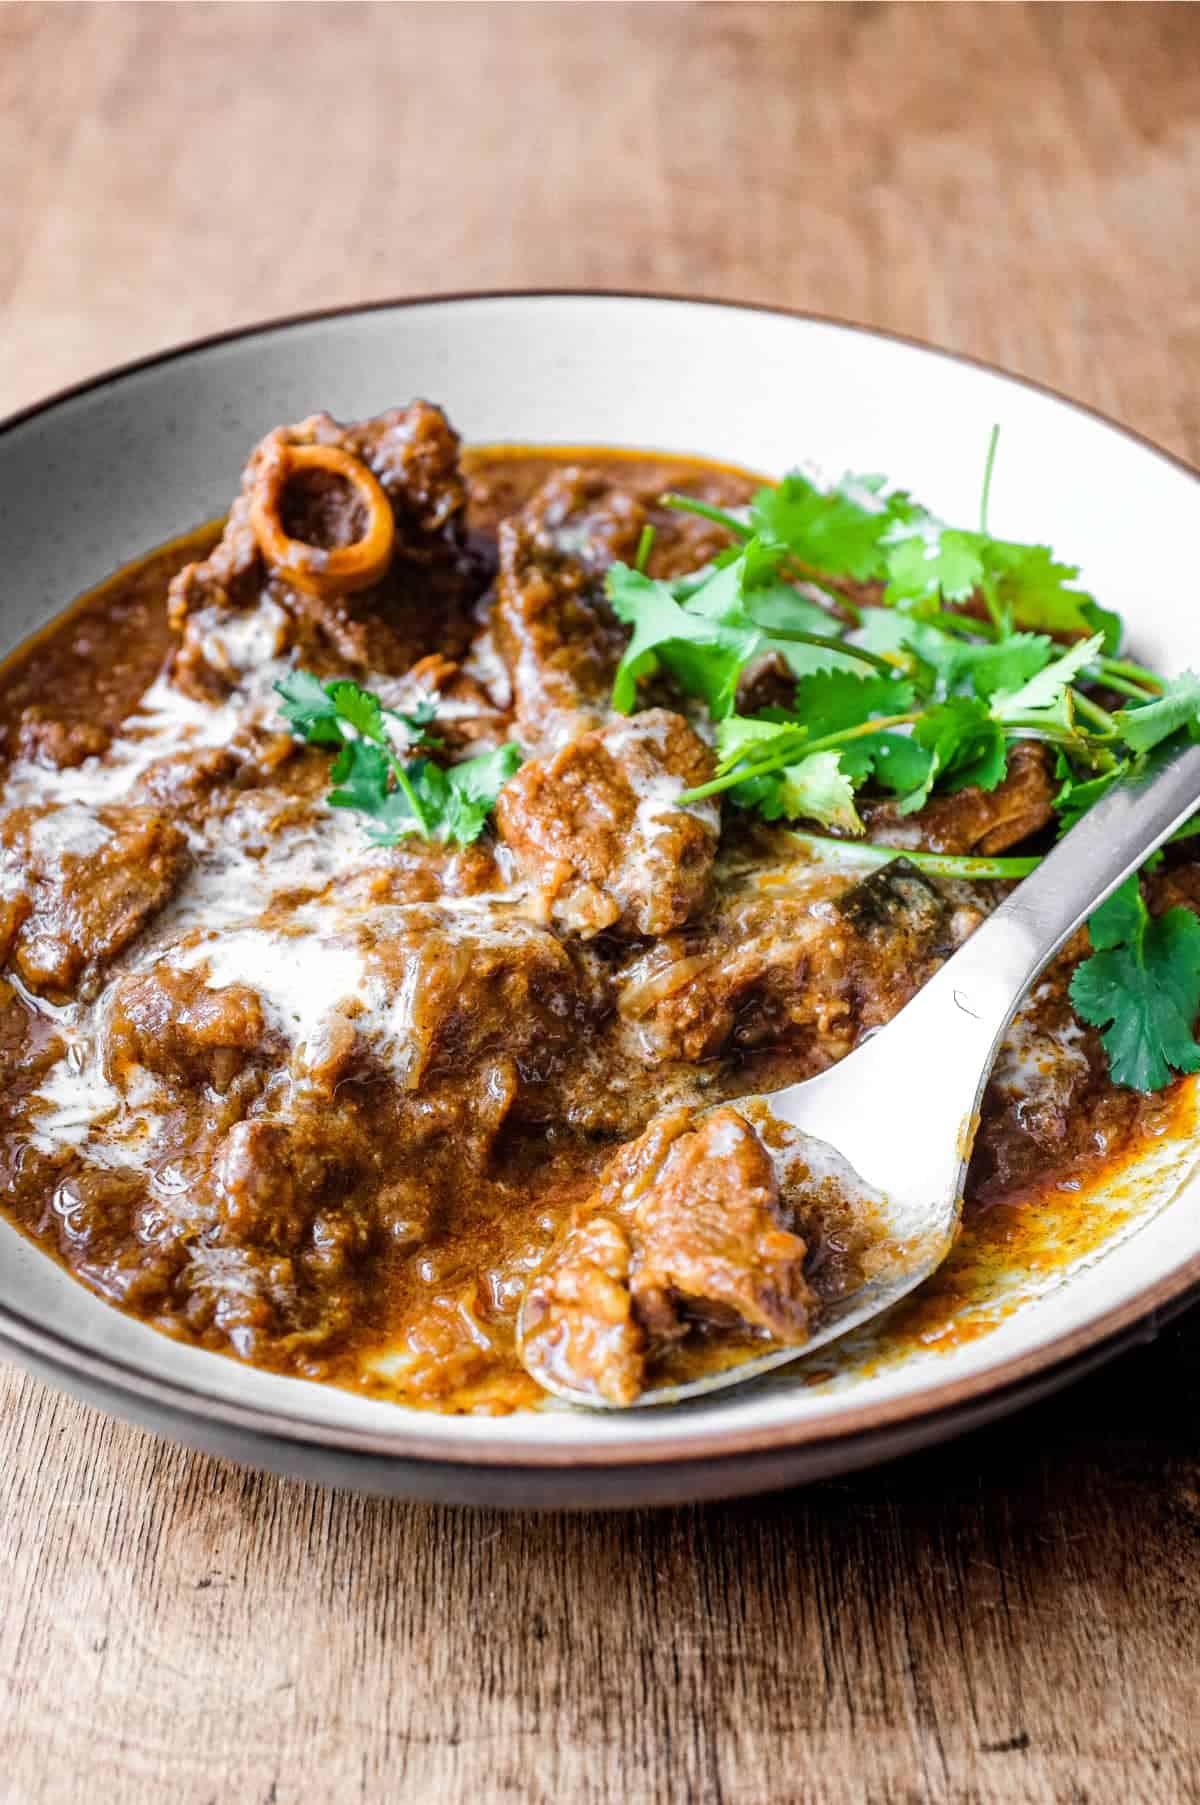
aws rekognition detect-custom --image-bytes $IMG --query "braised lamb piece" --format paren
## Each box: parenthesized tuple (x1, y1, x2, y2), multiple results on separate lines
(522, 1106, 815, 1405)
(169, 402, 491, 698)
(495, 708, 719, 937)
(0, 802, 189, 1001)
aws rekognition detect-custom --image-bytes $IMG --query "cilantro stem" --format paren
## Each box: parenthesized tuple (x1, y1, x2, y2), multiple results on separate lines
(1071, 689, 1117, 734)
(979, 424, 1000, 535)
(782, 829, 1041, 881)
(802, 711, 924, 757)
(785, 564, 863, 625)
(634, 524, 656, 574)
(383, 749, 431, 836)
(755, 625, 900, 677)
(680, 711, 923, 805)
(1100, 656, 1163, 694)
(978, 574, 1007, 637)
(661, 494, 752, 541)
(1090, 668, 1156, 704)
(1000, 716, 1109, 752)
(920, 607, 1001, 642)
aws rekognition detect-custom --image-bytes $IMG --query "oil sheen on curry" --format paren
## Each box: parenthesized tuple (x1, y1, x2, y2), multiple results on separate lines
(0, 403, 1186, 1413)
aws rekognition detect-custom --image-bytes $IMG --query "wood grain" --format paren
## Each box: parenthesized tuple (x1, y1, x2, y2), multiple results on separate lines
(2, 4, 1200, 1801)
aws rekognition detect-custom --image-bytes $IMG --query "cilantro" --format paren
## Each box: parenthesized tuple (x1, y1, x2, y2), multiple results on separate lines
(277, 669, 436, 745)
(750, 472, 915, 583)
(1070, 877, 1200, 1091)
(883, 530, 985, 612)
(608, 565, 754, 718)
(981, 540, 1097, 636)
(789, 670, 917, 738)
(379, 744, 525, 847)
(1054, 759, 1129, 835)
(276, 669, 519, 845)
(1115, 670, 1200, 753)
(714, 714, 807, 773)
(1080, 598, 1123, 656)
(837, 731, 933, 797)
(990, 632, 1106, 722)
(734, 751, 863, 834)
(622, 442, 1200, 1097)
(900, 699, 1007, 813)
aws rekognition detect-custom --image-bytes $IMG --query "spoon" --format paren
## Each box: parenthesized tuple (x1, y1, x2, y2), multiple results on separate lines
(523, 738, 1200, 1408)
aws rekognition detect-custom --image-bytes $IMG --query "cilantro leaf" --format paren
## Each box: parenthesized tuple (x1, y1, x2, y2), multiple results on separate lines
(983, 540, 1098, 636)
(327, 739, 394, 815)
(442, 743, 525, 843)
(837, 731, 933, 796)
(1070, 877, 1200, 1090)
(369, 745, 524, 846)
(275, 668, 347, 745)
(789, 670, 917, 738)
(960, 633, 1055, 701)
(990, 632, 1106, 721)
(735, 751, 863, 834)
(324, 678, 386, 741)
(884, 530, 985, 611)
(607, 564, 759, 718)
(1054, 759, 1129, 835)
(1080, 599, 1123, 656)
(1115, 670, 1200, 753)
(276, 669, 518, 845)
(715, 714, 807, 773)
(900, 699, 1007, 812)
(751, 474, 895, 582)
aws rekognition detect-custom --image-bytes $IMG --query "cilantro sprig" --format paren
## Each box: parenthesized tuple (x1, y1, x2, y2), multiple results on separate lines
(610, 433, 1200, 1090)
(275, 670, 520, 845)
(1070, 877, 1200, 1091)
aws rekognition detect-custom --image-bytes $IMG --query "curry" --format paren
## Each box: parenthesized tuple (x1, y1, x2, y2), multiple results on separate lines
(0, 404, 1191, 1412)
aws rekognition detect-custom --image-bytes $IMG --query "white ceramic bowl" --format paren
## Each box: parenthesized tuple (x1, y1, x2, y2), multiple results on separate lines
(2, 293, 1198, 1507)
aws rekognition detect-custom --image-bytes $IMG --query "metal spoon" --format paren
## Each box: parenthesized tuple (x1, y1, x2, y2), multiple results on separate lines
(523, 739, 1200, 1408)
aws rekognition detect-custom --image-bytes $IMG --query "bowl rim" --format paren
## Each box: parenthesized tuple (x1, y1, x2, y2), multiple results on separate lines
(2, 286, 1199, 1471)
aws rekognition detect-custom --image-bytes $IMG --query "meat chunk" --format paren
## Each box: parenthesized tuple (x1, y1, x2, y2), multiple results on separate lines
(212, 1115, 347, 1253)
(354, 905, 583, 1106)
(105, 963, 277, 1094)
(0, 803, 189, 1001)
(495, 709, 719, 937)
(169, 403, 489, 697)
(520, 1217, 647, 1407)
(492, 469, 644, 744)
(861, 740, 1055, 855)
(13, 707, 111, 770)
(628, 1108, 813, 1341)
(615, 857, 979, 1066)
(521, 1107, 813, 1405)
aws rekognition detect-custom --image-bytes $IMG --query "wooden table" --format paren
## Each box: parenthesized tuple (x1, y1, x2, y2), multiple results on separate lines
(2, 5, 1199, 1799)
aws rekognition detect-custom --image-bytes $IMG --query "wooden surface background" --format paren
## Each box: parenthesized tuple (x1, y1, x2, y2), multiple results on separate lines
(3, 5, 1200, 1801)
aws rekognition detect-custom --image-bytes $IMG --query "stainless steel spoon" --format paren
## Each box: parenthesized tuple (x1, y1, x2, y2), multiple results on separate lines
(524, 738, 1200, 1408)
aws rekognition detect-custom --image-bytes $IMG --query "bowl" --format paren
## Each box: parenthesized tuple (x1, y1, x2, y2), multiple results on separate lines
(2, 291, 1198, 1507)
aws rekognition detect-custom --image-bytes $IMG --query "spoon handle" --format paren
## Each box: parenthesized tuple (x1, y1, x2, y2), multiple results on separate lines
(764, 739, 1200, 1205)
(926, 737, 1200, 1045)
